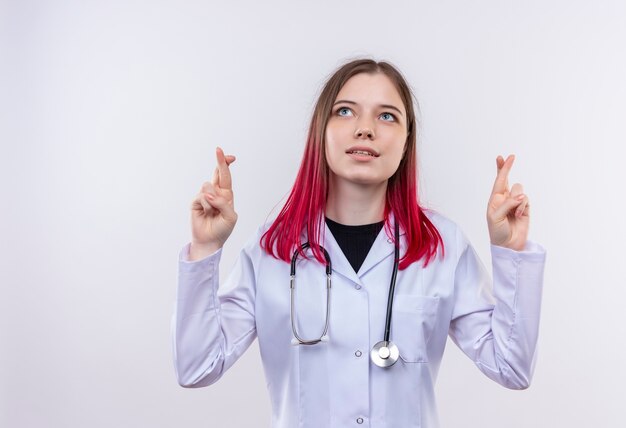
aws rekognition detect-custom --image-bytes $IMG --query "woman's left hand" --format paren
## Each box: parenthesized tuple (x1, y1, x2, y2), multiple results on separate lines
(486, 154, 530, 251)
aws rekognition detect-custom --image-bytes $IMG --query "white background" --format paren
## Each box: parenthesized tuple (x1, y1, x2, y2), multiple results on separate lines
(1, 1, 625, 427)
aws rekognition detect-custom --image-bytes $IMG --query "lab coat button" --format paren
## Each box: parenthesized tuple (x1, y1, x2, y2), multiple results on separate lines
(387, 238, 393, 243)
(354, 284, 362, 290)
(355, 350, 362, 357)
(356, 417, 364, 424)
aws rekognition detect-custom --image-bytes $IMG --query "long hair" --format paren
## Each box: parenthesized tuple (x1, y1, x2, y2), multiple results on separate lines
(260, 58, 444, 269)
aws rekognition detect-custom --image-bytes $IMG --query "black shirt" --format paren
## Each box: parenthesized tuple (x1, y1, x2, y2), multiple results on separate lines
(325, 217, 385, 274)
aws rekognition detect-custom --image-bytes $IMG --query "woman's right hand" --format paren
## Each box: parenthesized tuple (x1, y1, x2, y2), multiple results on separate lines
(189, 147, 237, 259)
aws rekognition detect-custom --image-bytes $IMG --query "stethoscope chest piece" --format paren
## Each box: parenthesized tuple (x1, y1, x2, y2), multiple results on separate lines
(370, 340, 399, 368)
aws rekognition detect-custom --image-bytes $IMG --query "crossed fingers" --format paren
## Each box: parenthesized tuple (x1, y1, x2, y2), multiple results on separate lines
(196, 147, 236, 214)
(210, 146, 236, 191)
(492, 154, 529, 218)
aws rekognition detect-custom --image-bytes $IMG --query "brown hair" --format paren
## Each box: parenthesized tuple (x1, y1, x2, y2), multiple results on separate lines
(261, 58, 444, 269)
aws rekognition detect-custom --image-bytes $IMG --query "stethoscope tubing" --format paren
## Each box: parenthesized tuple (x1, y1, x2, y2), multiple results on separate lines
(382, 220, 400, 343)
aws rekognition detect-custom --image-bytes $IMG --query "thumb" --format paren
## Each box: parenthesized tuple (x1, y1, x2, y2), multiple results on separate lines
(491, 194, 525, 221)
(204, 192, 237, 223)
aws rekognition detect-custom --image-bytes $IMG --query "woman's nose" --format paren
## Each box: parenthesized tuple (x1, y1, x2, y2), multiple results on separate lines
(354, 127, 375, 139)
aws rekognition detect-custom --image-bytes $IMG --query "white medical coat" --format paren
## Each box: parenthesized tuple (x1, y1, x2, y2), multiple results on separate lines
(172, 210, 547, 428)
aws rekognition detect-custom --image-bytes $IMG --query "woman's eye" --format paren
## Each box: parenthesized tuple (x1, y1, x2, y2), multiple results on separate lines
(380, 112, 396, 122)
(337, 107, 352, 116)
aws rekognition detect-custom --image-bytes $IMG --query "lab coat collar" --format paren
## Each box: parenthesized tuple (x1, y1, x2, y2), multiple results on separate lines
(309, 212, 406, 286)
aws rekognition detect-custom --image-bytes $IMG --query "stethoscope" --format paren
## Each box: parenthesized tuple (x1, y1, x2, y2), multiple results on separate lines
(289, 221, 401, 368)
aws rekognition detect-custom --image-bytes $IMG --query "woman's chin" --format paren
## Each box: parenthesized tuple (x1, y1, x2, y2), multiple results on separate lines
(342, 175, 387, 187)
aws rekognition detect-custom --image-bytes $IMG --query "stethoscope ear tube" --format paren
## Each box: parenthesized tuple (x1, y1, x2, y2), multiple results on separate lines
(290, 242, 332, 276)
(290, 243, 332, 346)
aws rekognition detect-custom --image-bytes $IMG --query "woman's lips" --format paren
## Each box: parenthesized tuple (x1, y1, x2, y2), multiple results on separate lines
(347, 152, 377, 161)
(346, 146, 379, 157)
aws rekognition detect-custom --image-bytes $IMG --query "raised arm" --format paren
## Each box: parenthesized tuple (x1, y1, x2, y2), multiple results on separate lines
(172, 147, 257, 388)
(449, 154, 546, 389)
(448, 230, 546, 389)
(172, 240, 258, 388)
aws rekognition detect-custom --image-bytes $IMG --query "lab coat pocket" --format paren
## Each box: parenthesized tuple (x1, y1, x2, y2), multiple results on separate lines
(392, 295, 440, 363)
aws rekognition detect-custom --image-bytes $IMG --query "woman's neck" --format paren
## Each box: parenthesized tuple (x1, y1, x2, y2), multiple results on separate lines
(325, 175, 387, 225)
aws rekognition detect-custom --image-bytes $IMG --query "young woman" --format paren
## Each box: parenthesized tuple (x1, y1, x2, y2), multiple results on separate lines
(172, 58, 546, 428)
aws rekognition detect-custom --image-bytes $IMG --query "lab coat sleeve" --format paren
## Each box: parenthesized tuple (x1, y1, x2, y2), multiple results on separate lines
(448, 227, 546, 390)
(171, 237, 258, 388)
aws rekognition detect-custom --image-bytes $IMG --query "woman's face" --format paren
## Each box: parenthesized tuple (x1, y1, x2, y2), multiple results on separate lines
(325, 72, 408, 187)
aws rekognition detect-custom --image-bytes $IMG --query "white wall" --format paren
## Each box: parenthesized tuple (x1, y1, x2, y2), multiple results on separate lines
(1, 1, 624, 427)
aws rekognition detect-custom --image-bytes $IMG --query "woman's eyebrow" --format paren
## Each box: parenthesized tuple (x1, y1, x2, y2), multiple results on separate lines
(333, 99, 404, 117)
